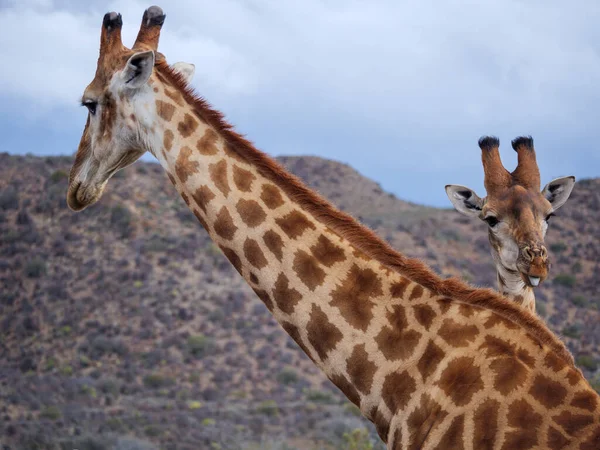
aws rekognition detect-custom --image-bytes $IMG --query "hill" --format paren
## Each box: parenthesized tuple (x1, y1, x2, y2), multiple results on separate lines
(0, 153, 598, 449)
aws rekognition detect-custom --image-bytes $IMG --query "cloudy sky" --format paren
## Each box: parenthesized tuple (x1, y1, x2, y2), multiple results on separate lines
(1, 0, 599, 206)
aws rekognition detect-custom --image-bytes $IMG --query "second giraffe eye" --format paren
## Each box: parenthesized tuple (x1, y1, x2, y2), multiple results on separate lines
(484, 216, 499, 228)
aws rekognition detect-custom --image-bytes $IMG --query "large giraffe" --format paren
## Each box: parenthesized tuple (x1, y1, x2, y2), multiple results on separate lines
(66, 7, 599, 449)
(446, 137, 575, 313)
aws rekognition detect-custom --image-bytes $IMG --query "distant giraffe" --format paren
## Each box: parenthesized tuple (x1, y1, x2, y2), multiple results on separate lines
(446, 136, 575, 313)
(66, 7, 599, 449)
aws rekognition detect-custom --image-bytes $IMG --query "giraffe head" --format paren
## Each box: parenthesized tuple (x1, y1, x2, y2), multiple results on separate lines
(67, 6, 194, 211)
(446, 136, 575, 289)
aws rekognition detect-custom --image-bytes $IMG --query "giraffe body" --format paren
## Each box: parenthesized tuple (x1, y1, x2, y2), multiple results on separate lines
(67, 7, 600, 448)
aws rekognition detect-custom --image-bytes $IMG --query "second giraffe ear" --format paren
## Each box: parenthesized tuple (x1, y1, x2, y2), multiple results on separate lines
(122, 50, 155, 89)
(171, 62, 195, 84)
(445, 185, 484, 217)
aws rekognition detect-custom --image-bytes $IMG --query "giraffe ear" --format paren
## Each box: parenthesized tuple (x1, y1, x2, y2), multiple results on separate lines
(542, 176, 575, 211)
(445, 185, 484, 217)
(171, 62, 195, 84)
(122, 50, 155, 89)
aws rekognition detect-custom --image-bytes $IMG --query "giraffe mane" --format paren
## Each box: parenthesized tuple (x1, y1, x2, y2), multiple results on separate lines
(154, 61, 576, 368)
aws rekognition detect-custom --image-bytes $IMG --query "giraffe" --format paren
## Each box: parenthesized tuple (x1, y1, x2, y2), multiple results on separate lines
(66, 7, 599, 449)
(445, 136, 575, 313)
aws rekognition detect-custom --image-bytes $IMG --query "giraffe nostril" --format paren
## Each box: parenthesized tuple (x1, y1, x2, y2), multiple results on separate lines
(522, 246, 533, 261)
(540, 246, 548, 259)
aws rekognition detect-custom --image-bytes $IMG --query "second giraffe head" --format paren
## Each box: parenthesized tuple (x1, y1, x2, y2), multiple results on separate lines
(445, 136, 575, 290)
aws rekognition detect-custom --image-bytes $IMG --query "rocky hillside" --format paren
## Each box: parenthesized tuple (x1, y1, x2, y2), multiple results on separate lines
(0, 153, 598, 450)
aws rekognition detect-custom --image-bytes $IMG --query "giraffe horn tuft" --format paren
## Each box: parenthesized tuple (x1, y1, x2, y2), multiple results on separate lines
(511, 135, 540, 190)
(133, 5, 166, 52)
(99, 12, 124, 60)
(478, 135, 511, 195)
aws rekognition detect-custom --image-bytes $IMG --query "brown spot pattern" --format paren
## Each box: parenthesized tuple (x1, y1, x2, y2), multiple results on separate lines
(375, 304, 422, 361)
(272, 273, 302, 314)
(281, 321, 313, 360)
(413, 304, 436, 329)
(178, 113, 199, 138)
(473, 398, 499, 450)
(260, 184, 285, 209)
(293, 250, 326, 291)
(570, 391, 598, 412)
(209, 160, 230, 197)
(502, 399, 541, 450)
(213, 206, 237, 240)
(263, 230, 284, 261)
(438, 415, 465, 450)
(552, 411, 594, 437)
(233, 165, 256, 192)
(163, 129, 174, 151)
(390, 278, 411, 298)
(330, 373, 360, 406)
(192, 185, 215, 213)
(237, 199, 267, 227)
(196, 128, 219, 155)
(346, 344, 377, 395)
(416, 340, 445, 382)
(482, 335, 534, 395)
(164, 87, 185, 106)
(406, 393, 447, 449)
(369, 406, 390, 443)
(306, 304, 343, 361)
(579, 426, 600, 450)
(438, 319, 479, 347)
(547, 427, 571, 450)
(382, 371, 416, 414)
(193, 209, 209, 230)
(219, 245, 242, 274)
(156, 99, 175, 121)
(167, 172, 177, 186)
(529, 375, 568, 409)
(243, 238, 268, 269)
(310, 235, 346, 267)
(437, 356, 483, 406)
(276, 210, 316, 239)
(330, 265, 381, 331)
(545, 352, 567, 372)
(254, 288, 273, 311)
(175, 146, 199, 184)
(409, 285, 424, 300)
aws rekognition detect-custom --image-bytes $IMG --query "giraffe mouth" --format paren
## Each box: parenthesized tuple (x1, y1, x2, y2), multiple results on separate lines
(67, 181, 103, 211)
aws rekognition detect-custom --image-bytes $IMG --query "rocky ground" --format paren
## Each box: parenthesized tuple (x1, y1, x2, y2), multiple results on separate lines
(0, 153, 598, 449)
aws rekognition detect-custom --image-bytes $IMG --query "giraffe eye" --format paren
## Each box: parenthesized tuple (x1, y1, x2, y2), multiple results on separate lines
(82, 100, 97, 116)
(484, 216, 499, 228)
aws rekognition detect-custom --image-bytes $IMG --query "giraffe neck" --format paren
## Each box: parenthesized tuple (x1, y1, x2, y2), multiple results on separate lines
(144, 64, 599, 448)
(493, 249, 536, 313)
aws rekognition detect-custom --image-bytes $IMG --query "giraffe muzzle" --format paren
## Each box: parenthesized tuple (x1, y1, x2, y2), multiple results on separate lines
(518, 245, 549, 287)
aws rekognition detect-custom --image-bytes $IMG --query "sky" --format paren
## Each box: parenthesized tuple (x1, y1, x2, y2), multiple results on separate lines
(1, 0, 600, 207)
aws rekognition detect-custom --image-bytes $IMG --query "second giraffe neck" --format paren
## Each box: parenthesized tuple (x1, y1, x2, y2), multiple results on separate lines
(494, 253, 536, 313)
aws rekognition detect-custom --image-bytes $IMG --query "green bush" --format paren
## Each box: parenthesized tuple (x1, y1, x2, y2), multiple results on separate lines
(343, 428, 374, 450)
(24, 257, 47, 278)
(49, 170, 69, 184)
(571, 296, 588, 308)
(562, 324, 581, 339)
(256, 400, 278, 417)
(549, 242, 568, 253)
(143, 373, 175, 389)
(39, 405, 61, 420)
(576, 355, 598, 371)
(554, 274, 576, 288)
(305, 389, 334, 404)
(186, 334, 216, 358)
(276, 367, 299, 385)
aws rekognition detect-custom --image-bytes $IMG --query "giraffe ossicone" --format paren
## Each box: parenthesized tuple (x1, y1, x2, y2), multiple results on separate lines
(67, 7, 599, 449)
(446, 136, 575, 313)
